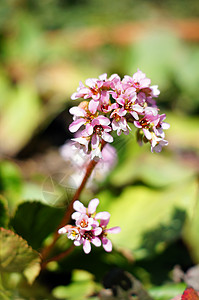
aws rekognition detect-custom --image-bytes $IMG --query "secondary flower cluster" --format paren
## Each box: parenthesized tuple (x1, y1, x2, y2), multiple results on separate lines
(69, 70, 169, 160)
(58, 198, 121, 254)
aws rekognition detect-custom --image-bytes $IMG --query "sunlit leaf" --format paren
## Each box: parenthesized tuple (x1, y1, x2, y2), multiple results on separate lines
(183, 186, 199, 263)
(149, 283, 186, 300)
(98, 179, 198, 259)
(53, 270, 99, 300)
(0, 83, 41, 156)
(0, 228, 41, 284)
(0, 196, 9, 228)
(0, 160, 23, 211)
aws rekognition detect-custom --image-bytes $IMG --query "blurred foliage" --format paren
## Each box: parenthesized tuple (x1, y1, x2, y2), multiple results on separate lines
(0, 0, 199, 299)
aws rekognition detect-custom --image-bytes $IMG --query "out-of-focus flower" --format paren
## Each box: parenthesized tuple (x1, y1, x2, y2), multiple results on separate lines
(59, 141, 117, 188)
(58, 198, 121, 254)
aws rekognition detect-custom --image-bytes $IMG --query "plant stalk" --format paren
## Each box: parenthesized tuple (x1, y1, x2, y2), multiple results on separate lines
(41, 141, 106, 264)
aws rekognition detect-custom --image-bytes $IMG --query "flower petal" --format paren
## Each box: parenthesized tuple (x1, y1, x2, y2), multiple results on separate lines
(92, 227, 102, 236)
(106, 226, 121, 234)
(102, 132, 113, 143)
(69, 119, 86, 133)
(71, 212, 81, 220)
(91, 237, 101, 247)
(73, 200, 86, 213)
(58, 227, 67, 234)
(69, 106, 86, 117)
(102, 238, 112, 252)
(95, 211, 110, 226)
(89, 99, 99, 114)
(83, 239, 91, 254)
(88, 198, 99, 214)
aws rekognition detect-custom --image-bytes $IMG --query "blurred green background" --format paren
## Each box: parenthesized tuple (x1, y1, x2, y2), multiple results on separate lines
(0, 1, 199, 299)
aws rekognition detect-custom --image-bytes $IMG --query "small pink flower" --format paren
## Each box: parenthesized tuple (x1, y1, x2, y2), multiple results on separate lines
(67, 227, 81, 241)
(76, 214, 95, 231)
(116, 87, 143, 120)
(58, 199, 121, 254)
(71, 81, 90, 100)
(123, 69, 151, 90)
(69, 105, 94, 133)
(110, 108, 131, 136)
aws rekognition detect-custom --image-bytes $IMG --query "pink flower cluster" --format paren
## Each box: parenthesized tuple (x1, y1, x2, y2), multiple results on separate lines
(69, 70, 169, 160)
(58, 198, 121, 254)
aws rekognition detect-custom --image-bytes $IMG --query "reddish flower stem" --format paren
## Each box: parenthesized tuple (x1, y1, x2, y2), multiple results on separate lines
(41, 244, 75, 270)
(41, 140, 106, 265)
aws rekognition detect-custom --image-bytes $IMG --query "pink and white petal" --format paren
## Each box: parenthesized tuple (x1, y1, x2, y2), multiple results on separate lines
(97, 115, 110, 126)
(102, 132, 113, 143)
(95, 212, 110, 226)
(83, 239, 91, 254)
(91, 147, 102, 160)
(106, 226, 121, 234)
(118, 118, 127, 130)
(92, 227, 102, 236)
(69, 119, 86, 133)
(73, 200, 86, 213)
(91, 133, 100, 149)
(118, 108, 126, 117)
(58, 226, 67, 234)
(74, 240, 82, 246)
(162, 122, 170, 130)
(116, 97, 125, 106)
(89, 99, 99, 114)
(91, 237, 101, 247)
(130, 111, 139, 120)
(143, 128, 152, 140)
(134, 121, 142, 129)
(150, 85, 160, 97)
(133, 104, 144, 113)
(112, 119, 119, 131)
(153, 144, 162, 153)
(92, 219, 100, 228)
(99, 73, 107, 81)
(85, 78, 96, 87)
(71, 211, 81, 220)
(102, 125, 112, 132)
(85, 123, 94, 136)
(102, 238, 112, 252)
(71, 92, 79, 100)
(95, 211, 110, 220)
(69, 106, 86, 117)
(88, 198, 99, 214)
(141, 78, 151, 87)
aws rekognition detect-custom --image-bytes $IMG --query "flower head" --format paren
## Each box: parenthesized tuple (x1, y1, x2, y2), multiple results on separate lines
(69, 70, 169, 159)
(58, 198, 121, 254)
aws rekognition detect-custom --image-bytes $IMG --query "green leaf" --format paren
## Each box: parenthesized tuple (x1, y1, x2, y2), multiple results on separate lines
(0, 272, 58, 300)
(0, 228, 41, 284)
(53, 270, 99, 300)
(0, 160, 23, 212)
(110, 113, 198, 189)
(98, 178, 198, 259)
(183, 186, 199, 263)
(110, 151, 195, 188)
(0, 196, 9, 228)
(149, 283, 186, 300)
(11, 201, 65, 250)
(166, 113, 199, 150)
(0, 83, 41, 156)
